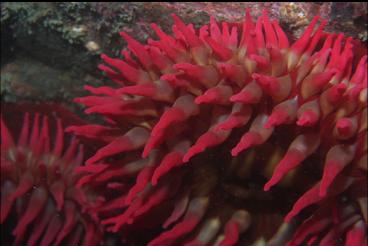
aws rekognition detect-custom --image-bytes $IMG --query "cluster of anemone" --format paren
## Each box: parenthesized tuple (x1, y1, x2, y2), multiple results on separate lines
(1, 110, 103, 245)
(1, 9, 367, 246)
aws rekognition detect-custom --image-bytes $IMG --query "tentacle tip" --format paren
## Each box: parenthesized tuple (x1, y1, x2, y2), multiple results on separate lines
(231, 148, 239, 157)
(194, 97, 204, 105)
(284, 214, 293, 223)
(142, 144, 153, 158)
(85, 157, 97, 166)
(151, 179, 158, 186)
(251, 73, 260, 80)
(85, 109, 94, 115)
(142, 152, 149, 158)
(125, 198, 133, 206)
(64, 126, 74, 133)
(229, 96, 237, 102)
(296, 118, 306, 126)
(297, 117, 316, 127)
(171, 13, 179, 21)
(336, 119, 351, 133)
(263, 183, 272, 191)
(337, 83, 347, 92)
(264, 121, 274, 129)
(218, 125, 229, 131)
(119, 31, 129, 39)
(312, 15, 320, 21)
(182, 155, 191, 163)
(73, 97, 82, 103)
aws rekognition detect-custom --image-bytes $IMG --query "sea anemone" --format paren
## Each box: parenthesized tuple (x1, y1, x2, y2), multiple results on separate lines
(68, 9, 367, 245)
(1, 108, 103, 245)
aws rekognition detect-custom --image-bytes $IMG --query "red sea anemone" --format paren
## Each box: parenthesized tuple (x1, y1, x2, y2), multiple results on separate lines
(68, 9, 367, 245)
(1, 106, 103, 245)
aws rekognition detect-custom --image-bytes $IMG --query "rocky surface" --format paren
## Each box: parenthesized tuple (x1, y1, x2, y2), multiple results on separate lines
(1, 2, 367, 107)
